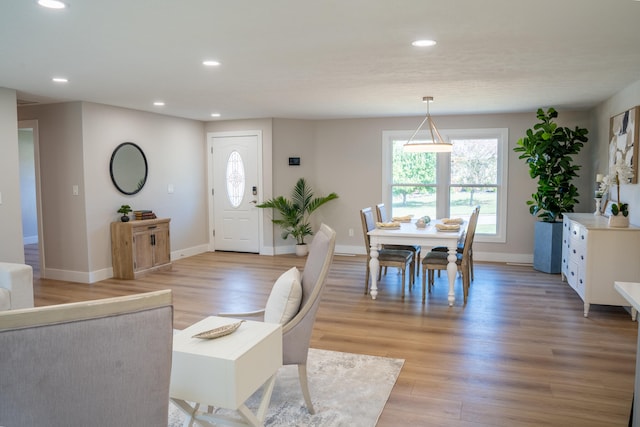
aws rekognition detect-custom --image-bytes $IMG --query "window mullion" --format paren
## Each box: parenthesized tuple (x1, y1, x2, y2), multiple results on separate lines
(437, 152, 451, 218)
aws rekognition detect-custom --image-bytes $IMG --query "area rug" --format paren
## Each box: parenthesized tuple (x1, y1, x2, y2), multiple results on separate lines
(168, 348, 404, 427)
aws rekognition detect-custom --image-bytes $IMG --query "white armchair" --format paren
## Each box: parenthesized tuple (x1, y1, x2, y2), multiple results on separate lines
(219, 223, 336, 414)
(0, 262, 34, 311)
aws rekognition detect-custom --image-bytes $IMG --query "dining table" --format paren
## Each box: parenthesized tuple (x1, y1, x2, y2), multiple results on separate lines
(367, 219, 465, 306)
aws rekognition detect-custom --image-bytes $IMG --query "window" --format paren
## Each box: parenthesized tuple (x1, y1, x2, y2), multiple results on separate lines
(225, 150, 245, 208)
(382, 128, 508, 242)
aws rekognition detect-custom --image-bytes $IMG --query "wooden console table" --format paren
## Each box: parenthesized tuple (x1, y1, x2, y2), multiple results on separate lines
(111, 218, 171, 279)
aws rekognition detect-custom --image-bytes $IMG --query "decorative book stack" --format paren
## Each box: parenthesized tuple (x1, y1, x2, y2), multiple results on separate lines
(134, 210, 157, 220)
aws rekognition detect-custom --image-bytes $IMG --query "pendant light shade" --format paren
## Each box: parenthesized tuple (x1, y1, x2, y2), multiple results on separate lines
(403, 96, 453, 153)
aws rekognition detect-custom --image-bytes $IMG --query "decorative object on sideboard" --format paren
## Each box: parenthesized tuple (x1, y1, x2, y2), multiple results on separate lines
(257, 178, 338, 256)
(609, 106, 639, 184)
(117, 204, 132, 222)
(594, 173, 604, 216)
(599, 163, 633, 228)
(134, 210, 157, 220)
(514, 107, 589, 273)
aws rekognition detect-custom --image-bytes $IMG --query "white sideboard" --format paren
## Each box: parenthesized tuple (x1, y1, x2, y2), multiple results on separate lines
(561, 213, 640, 318)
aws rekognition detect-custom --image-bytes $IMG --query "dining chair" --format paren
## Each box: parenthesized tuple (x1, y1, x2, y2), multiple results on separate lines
(375, 203, 420, 278)
(430, 205, 480, 281)
(421, 207, 480, 304)
(360, 207, 414, 297)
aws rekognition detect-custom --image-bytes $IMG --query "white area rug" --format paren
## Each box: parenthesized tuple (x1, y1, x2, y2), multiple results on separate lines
(168, 348, 404, 427)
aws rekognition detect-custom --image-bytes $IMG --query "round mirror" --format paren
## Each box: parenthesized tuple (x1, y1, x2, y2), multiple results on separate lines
(110, 142, 148, 195)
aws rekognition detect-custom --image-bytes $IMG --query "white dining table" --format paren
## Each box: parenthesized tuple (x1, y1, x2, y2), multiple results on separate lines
(368, 220, 465, 306)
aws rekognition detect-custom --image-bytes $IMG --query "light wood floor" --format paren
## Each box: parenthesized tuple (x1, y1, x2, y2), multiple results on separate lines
(30, 251, 637, 426)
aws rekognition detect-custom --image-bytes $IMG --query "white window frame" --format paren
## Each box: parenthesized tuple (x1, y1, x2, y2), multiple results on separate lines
(382, 128, 508, 243)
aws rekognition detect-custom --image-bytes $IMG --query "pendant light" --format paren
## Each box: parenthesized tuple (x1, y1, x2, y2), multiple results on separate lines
(403, 96, 453, 153)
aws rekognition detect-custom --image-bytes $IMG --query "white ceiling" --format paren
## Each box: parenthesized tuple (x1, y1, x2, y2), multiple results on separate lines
(2, 0, 640, 121)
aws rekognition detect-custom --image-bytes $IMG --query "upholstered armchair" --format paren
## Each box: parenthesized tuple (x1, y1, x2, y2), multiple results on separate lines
(0, 262, 34, 311)
(220, 223, 336, 414)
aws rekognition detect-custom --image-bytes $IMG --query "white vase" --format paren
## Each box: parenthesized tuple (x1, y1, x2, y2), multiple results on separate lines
(608, 214, 629, 228)
(594, 198, 602, 216)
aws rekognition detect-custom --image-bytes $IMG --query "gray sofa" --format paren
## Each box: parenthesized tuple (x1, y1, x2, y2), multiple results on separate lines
(0, 290, 173, 426)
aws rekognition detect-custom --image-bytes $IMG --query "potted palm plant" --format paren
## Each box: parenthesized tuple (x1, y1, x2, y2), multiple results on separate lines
(514, 107, 588, 273)
(257, 178, 338, 256)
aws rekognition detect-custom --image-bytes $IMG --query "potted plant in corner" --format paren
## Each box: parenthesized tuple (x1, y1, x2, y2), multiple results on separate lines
(117, 204, 132, 222)
(514, 107, 588, 273)
(257, 178, 338, 256)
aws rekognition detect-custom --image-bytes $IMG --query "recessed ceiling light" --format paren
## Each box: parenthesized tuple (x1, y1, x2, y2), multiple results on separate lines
(210, 113, 221, 118)
(52, 77, 68, 83)
(38, 0, 67, 9)
(412, 39, 437, 47)
(202, 60, 221, 67)
(153, 101, 165, 106)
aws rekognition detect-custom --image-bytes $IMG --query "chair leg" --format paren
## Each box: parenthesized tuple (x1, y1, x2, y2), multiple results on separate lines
(470, 252, 474, 282)
(298, 364, 315, 414)
(410, 258, 415, 288)
(401, 267, 406, 298)
(422, 267, 427, 303)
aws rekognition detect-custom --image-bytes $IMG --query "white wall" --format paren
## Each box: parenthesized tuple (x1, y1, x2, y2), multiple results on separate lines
(3, 89, 614, 276)
(281, 111, 593, 261)
(18, 102, 208, 282)
(81, 103, 208, 279)
(0, 88, 24, 264)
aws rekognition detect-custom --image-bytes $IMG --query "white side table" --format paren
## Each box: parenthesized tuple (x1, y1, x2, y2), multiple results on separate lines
(170, 316, 282, 426)
(614, 282, 640, 427)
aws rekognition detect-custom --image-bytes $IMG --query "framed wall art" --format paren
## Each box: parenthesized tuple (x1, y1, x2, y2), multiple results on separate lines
(609, 105, 640, 184)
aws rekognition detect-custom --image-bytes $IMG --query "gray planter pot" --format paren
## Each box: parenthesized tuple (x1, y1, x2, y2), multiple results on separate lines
(533, 221, 563, 274)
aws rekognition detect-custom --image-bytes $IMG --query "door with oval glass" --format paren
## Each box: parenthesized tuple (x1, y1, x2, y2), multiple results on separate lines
(209, 133, 260, 253)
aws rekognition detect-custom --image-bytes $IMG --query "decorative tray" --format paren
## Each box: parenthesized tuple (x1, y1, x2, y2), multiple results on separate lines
(192, 320, 245, 340)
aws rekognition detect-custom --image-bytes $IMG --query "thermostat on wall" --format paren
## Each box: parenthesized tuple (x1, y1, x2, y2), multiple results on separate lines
(289, 157, 301, 166)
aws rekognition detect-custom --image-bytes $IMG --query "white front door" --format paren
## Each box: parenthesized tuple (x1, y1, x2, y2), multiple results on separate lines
(208, 132, 261, 253)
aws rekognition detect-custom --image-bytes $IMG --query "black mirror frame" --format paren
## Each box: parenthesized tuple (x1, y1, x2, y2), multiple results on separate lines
(109, 142, 148, 195)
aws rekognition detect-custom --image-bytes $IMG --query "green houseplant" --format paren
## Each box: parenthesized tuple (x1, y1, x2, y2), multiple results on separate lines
(514, 108, 589, 222)
(514, 108, 588, 272)
(117, 204, 132, 222)
(257, 178, 338, 255)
